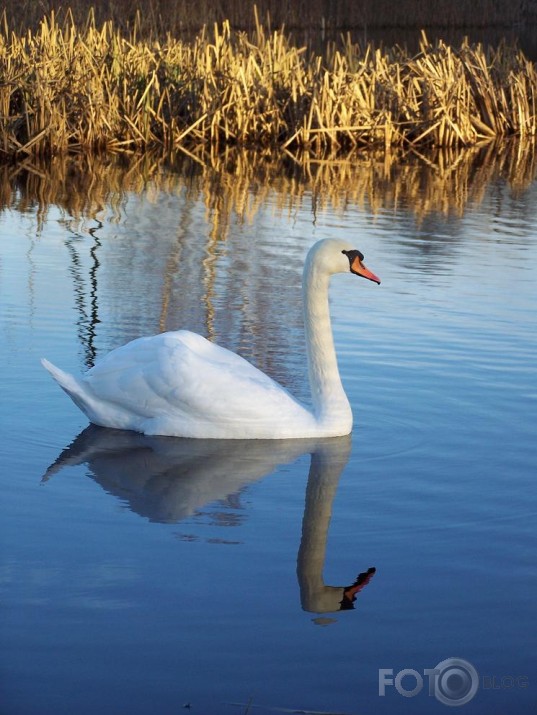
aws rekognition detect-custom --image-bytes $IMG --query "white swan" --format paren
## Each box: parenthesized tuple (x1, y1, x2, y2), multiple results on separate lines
(42, 238, 380, 439)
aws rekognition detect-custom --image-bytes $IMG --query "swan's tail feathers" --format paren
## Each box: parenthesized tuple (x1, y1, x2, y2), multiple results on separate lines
(41, 358, 94, 418)
(41, 358, 82, 394)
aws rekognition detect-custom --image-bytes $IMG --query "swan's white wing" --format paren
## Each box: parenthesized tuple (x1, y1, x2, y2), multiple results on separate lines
(81, 331, 312, 437)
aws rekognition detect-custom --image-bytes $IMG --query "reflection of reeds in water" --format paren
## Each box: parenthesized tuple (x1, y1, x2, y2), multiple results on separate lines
(5, 142, 534, 391)
(1, 11, 537, 158)
(2, 141, 536, 233)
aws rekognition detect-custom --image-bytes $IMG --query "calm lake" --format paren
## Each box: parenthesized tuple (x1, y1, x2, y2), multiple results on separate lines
(1, 146, 536, 714)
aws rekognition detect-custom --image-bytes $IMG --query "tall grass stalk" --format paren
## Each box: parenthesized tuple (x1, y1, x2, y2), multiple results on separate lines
(1, 11, 536, 159)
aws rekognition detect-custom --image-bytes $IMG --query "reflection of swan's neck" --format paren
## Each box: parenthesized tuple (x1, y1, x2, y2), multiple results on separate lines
(297, 437, 351, 614)
(297, 449, 341, 613)
(303, 257, 351, 430)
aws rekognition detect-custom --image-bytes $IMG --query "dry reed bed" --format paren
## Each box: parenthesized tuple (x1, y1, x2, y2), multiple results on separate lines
(1, 11, 537, 159)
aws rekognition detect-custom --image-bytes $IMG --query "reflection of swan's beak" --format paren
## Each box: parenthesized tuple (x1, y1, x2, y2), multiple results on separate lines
(340, 567, 376, 610)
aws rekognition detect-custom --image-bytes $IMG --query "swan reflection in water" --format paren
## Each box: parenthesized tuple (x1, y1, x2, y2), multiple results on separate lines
(43, 428, 375, 615)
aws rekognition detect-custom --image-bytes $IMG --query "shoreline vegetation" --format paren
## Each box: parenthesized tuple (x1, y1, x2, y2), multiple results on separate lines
(1, 8, 537, 160)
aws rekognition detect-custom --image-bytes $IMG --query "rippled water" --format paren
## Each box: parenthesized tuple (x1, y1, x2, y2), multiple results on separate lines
(1, 150, 536, 714)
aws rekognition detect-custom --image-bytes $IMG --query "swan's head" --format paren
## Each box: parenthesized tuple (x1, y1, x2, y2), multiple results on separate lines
(307, 238, 381, 284)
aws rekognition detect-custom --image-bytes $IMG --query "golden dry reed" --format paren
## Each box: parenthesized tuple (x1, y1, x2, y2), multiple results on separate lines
(1, 9, 537, 159)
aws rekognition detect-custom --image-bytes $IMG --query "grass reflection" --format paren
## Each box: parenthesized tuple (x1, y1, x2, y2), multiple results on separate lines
(2, 142, 536, 234)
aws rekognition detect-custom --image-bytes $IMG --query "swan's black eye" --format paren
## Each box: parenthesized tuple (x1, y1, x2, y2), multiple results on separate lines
(342, 249, 364, 263)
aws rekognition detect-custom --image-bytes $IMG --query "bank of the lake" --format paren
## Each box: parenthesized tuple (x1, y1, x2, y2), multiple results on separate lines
(1, 11, 537, 160)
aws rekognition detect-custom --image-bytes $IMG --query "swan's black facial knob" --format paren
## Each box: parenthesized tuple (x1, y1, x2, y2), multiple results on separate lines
(342, 249, 365, 263)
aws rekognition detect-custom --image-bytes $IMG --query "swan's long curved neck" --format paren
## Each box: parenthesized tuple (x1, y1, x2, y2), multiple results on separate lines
(303, 257, 352, 431)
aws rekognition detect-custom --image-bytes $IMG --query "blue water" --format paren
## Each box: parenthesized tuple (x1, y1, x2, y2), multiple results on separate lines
(1, 156, 536, 714)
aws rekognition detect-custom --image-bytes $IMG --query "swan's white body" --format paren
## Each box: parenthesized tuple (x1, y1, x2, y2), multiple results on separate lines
(42, 239, 380, 439)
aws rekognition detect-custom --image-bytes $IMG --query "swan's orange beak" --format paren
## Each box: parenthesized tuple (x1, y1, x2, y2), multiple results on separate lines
(350, 255, 381, 284)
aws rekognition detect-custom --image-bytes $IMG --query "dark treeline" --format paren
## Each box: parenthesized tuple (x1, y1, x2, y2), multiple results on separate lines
(3, 0, 536, 37)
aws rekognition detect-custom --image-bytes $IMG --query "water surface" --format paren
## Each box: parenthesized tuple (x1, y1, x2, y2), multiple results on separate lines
(1, 148, 536, 714)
